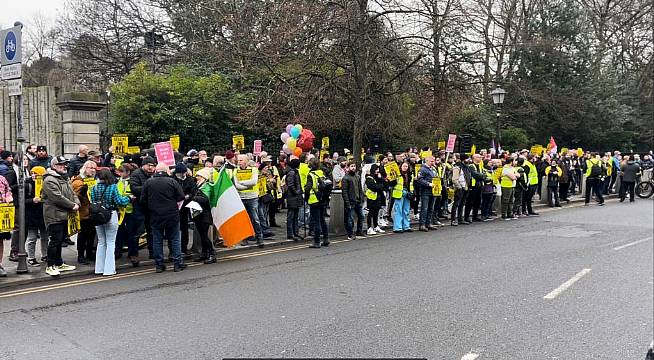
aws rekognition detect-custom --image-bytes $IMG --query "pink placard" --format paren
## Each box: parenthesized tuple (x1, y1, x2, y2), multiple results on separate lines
(253, 140, 262, 155)
(154, 141, 175, 167)
(446, 134, 457, 153)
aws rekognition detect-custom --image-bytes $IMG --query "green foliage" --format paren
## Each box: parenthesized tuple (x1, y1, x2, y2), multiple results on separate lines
(501, 127, 532, 152)
(451, 105, 496, 144)
(110, 63, 251, 152)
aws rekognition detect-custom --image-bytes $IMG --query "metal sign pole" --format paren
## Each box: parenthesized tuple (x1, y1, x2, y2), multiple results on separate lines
(16, 91, 27, 273)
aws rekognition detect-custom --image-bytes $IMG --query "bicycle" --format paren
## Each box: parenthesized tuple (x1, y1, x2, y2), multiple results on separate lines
(636, 169, 654, 198)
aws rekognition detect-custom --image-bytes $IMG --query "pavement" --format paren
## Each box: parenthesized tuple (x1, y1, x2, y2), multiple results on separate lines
(0, 196, 651, 359)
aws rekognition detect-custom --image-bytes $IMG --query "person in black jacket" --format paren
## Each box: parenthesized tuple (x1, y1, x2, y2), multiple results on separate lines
(464, 154, 486, 222)
(284, 159, 303, 241)
(129, 156, 156, 258)
(141, 163, 186, 273)
(25, 166, 48, 266)
(192, 169, 216, 264)
(173, 163, 197, 256)
(341, 161, 365, 240)
(365, 164, 387, 235)
(619, 157, 640, 202)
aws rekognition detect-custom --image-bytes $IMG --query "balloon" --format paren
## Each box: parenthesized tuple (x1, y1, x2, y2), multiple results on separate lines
(280, 132, 290, 143)
(285, 124, 294, 134)
(294, 124, 303, 132)
(293, 147, 302, 157)
(290, 127, 300, 138)
(297, 128, 316, 152)
(287, 138, 297, 150)
(282, 144, 292, 154)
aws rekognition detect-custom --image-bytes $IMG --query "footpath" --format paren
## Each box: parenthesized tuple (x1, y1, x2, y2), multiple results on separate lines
(0, 193, 608, 289)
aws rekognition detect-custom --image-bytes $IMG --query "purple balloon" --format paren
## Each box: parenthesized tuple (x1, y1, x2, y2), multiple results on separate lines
(282, 144, 292, 154)
(285, 124, 294, 134)
(280, 132, 290, 143)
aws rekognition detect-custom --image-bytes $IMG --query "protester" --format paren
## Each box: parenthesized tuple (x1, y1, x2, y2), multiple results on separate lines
(500, 157, 518, 220)
(192, 168, 217, 264)
(173, 163, 197, 256)
(233, 154, 264, 248)
(342, 161, 365, 240)
(480, 160, 496, 221)
(514, 158, 528, 216)
(464, 154, 486, 222)
(25, 166, 47, 266)
(71, 161, 98, 264)
(42, 156, 79, 276)
(391, 161, 413, 233)
(545, 160, 562, 207)
(619, 157, 640, 202)
(115, 164, 139, 266)
(68, 145, 89, 177)
(130, 156, 156, 258)
(0, 173, 13, 277)
(305, 158, 330, 248)
(416, 156, 436, 231)
(332, 157, 347, 188)
(450, 154, 470, 226)
(584, 152, 605, 206)
(284, 158, 303, 241)
(29, 146, 52, 169)
(141, 163, 186, 273)
(91, 169, 131, 276)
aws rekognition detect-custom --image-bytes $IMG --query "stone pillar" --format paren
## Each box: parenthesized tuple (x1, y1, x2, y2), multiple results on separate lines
(56, 92, 106, 158)
(329, 190, 346, 236)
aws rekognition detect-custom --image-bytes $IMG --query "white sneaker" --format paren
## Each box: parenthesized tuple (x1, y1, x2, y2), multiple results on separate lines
(367, 228, 377, 235)
(375, 226, 385, 233)
(45, 266, 60, 276)
(379, 219, 389, 227)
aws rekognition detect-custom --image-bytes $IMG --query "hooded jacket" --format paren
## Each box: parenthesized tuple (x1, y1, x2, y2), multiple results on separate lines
(42, 169, 79, 227)
(140, 172, 185, 227)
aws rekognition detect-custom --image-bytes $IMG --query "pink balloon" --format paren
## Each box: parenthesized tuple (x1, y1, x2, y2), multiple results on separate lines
(285, 124, 294, 134)
(280, 132, 290, 143)
(282, 144, 292, 154)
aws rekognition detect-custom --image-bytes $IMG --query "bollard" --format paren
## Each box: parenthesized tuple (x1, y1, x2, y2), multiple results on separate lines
(540, 176, 549, 205)
(329, 190, 346, 236)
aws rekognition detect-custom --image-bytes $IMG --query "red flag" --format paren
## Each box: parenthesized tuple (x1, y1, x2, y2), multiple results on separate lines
(546, 136, 557, 155)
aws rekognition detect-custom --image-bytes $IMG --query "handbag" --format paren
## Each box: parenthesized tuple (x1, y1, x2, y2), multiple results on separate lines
(89, 185, 112, 226)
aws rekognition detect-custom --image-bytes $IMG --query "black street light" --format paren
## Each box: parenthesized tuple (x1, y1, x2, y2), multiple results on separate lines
(490, 85, 506, 148)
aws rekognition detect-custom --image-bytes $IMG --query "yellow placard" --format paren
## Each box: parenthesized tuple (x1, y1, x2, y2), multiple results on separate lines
(577, 148, 583, 157)
(560, 147, 569, 155)
(170, 135, 180, 152)
(0, 203, 15, 233)
(192, 165, 203, 176)
(112, 134, 129, 154)
(437, 141, 446, 150)
(257, 176, 268, 197)
(34, 175, 43, 198)
(415, 163, 421, 176)
(467, 144, 476, 155)
(84, 178, 97, 199)
(432, 177, 442, 196)
(321, 137, 330, 149)
(419, 150, 433, 159)
(118, 207, 126, 226)
(235, 168, 253, 182)
(319, 149, 329, 161)
(384, 162, 401, 181)
(232, 135, 245, 151)
(67, 211, 81, 236)
(127, 146, 140, 155)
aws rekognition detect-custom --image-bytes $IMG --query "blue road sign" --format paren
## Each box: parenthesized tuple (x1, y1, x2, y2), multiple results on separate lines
(4, 31, 17, 61)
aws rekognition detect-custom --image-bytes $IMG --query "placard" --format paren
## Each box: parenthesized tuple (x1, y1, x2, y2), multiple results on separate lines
(232, 135, 245, 151)
(127, 146, 141, 154)
(446, 134, 457, 153)
(34, 175, 43, 198)
(384, 162, 401, 181)
(437, 140, 446, 150)
(253, 140, 263, 155)
(170, 135, 180, 152)
(112, 134, 129, 154)
(257, 175, 267, 197)
(321, 137, 330, 149)
(154, 141, 175, 167)
(67, 211, 81, 236)
(0, 203, 15, 233)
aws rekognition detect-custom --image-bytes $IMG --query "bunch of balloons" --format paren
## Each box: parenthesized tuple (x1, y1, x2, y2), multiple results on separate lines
(280, 123, 315, 157)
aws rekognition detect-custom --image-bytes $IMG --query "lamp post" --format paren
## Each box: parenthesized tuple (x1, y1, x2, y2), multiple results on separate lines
(144, 29, 164, 73)
(490, 85, 506, 149)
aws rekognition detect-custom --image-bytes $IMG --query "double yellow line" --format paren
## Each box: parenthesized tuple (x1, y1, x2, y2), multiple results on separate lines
(0, 234, 388, 299)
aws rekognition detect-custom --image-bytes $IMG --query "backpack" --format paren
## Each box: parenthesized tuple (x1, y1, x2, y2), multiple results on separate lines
(589, 161, 604, 178)
(89, 185, 112, 226)
(314, 172, 333, 202)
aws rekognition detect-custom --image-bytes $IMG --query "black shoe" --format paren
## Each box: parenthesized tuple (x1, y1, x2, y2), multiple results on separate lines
(451, 221, 458, 226)
(41, 256, 47, 262)
(356, 232, 365, 237)
(528, 212, 539, 216)
(404, 228, 413, 233)
(619, 198, 625, 202)
(174, 263, 187, 272)
(287, 237, 297, 242)
(77, 256, 89, 265)
(460, 220, 471, 225)
(294, 234, 305, 241)
(257, 241, 264, 249)
(308, 244, 321, 248)
(203, 256, 217, 264)
(555, 204, 562, 207)
(598, 202, 605, 206)
(155, 266, 166, 273)
(8, 253, 18, 262)
(263, 232, 275, 238)
(393, 230, 404, 233)
(472, 217, 483, 222)
(27, 258, 40, 267)
(321, 241, 330, 247)
(418, 225, 428, 232)
(240, 240, 249, 246)
(64, 238, 75, 246)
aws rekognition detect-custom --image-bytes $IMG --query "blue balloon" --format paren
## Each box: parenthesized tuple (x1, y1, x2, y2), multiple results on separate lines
(290, 127, 300, 138)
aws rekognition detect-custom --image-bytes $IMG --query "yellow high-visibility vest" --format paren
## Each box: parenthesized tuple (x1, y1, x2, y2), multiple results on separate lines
(236, 167, 258, 194)
(501, 165, 516, 188)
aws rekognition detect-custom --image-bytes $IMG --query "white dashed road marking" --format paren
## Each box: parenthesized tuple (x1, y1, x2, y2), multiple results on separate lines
(544, 268, 592, 300)
(612, 237, 652, 251)
(461, 353, 479, 360)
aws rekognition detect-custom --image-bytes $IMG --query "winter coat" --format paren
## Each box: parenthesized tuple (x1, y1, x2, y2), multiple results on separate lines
(620, 161, 641, 183)
(68, 154, 89, 177)
(25, 178, 45, 228)
(192, 185, 213, 225)
(140, 172, 185, 227)
(341, 172, 363, 208)
(416, 164, 435, 190)
(71, 176, 92, 220)
(285, 169, 304, 208)
(129, 167, 151, 200)
(29, 156, 52, 170)
(365, 175, 386, 209)
(175, 175, 197, 209)
(0, 160, 17, 200)
(42, 169, 79, 227)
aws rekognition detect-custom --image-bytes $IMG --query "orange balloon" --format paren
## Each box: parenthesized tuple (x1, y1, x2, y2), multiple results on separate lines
(293, 147, 302, 157)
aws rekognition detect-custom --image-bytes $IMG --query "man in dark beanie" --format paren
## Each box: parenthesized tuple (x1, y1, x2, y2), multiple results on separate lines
(173, 162, 196, 256)
(29, 146, 52, 169)
(129, 156, 157, 259)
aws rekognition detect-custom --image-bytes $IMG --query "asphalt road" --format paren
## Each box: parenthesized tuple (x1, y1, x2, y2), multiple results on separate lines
(1, 199, 652, 360)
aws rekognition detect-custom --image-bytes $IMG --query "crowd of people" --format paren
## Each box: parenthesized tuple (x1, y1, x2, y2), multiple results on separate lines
(0, 142, 651, 278)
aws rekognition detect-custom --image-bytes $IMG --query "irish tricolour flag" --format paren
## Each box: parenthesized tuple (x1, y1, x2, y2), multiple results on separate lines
(202, 169, 255, 247)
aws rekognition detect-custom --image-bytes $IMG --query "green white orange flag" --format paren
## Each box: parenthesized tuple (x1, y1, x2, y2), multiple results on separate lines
(202, 169, 255, 247)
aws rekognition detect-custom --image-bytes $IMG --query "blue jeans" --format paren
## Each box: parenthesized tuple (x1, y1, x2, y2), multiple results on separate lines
(151, 220, 182, 267)
(286, 207, 299, 238)
(309, 204, 328, 245)
(242, 198, 263, 240)
(344, 203, 364, 236)
(95, 211, 119, 275)
(393, 194, 411, 231)
(258, 199, 270, 232)
(419, 193, 435, 226)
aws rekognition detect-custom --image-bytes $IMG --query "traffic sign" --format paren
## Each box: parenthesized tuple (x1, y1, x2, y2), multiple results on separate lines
(6, 78, 21, 96)
(1, 63, 20, 80)
(1, 26, 22, 66)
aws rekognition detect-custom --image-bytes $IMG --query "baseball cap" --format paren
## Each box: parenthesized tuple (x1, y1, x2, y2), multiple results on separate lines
(51, 156, 69, 167)
(37, 145, 47, 152)
(187, 149, 198, 157)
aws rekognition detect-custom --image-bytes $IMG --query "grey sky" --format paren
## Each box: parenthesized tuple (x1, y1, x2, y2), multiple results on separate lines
(0, 0, 65, 30)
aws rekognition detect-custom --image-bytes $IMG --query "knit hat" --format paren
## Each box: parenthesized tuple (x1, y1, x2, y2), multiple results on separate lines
(36, 145, 47, 152)
(289, 158, 301, 169)
(30, 166, 46, 176)
(196, 168, 212, 180)
(174, 162, 188, 174)
(187, 149, 198, 157)
(141, 156, 156, 166)
(0, 151, 11, 160)
(225, 150, 235, 160)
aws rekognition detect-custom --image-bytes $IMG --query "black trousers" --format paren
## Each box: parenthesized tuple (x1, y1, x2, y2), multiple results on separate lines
(195, 221, 215, 257)
(514, 188, 524, 215)
(585, 178, 604, 204)
(47, 222, 67, 267)
(367, 207, 380, 228)
(464, 187, 482, 220)
(522, 185, 536, 214)
(619, 181, 635, 202)
(547, 185, 560, 206)
(77, 218, 96, 259)
(451, 189, 468, 221)
(179, 208, 190, 252)
(559, 182, 570, 201)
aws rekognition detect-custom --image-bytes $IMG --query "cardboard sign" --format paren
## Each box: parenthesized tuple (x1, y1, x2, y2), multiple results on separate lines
(127, 146, 141, 154)
(235, 168, 253, 182)
(560, 147, 569, 155)
(257, 175, 267, 197)
(321, 137, 330, 149)
(154, 141, 175, 167)
(34, 175, 43, 198)
(577, 148, 583, 157)
(253, 140, 263, 155)
(319, 149, 329, 161)
(446, 134, 457, 153)
(419, 150, 433, 159)
(530, 145, 542, 156)
(437, 140, 445, 150)
(192, 165, 204, 176)
(112, 134, 129, 154)
(67, 211, 81, 236)
(232, 135, 245, 151)
(169, 135, 180, 152)
(384, 162, 401, 181)
(0, 203, 15, 233)
(432, 177, 442, 196)
(415, 163, 421, 176)
(84, 178, 97, 199)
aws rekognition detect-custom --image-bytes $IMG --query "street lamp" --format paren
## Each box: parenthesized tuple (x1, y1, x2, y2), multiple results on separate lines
(490, 85, 506, 149)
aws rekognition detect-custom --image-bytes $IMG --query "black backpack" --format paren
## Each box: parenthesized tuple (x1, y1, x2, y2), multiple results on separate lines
(589, 161, 604, 178)
(89, 185, 112, 226)
(314, 173, 333, 202)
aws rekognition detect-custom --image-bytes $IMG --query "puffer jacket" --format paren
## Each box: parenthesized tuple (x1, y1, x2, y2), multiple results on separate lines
(42, 169, 79, 227)
(71, 176, 92, 220)
(285, 169, 303, 208)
